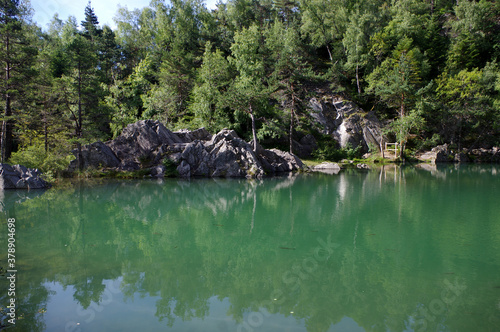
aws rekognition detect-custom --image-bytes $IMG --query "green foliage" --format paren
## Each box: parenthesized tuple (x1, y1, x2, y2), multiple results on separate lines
(300, 0, 347, 61)
(138, 154, 153, 167)
(0, 0, 499, 173)
(107, 56, 157, 137)
(189, 42, 234, 132)
(367, 37, 428, 115)
(368, 142, 378, 153)
(436, 65, 498, 148)
(389, 110, 425, 146)
(342, 9, 377, 94)
(312, 140, 363, 162)
(77, 168, 151, 179)
(267, 20, 313, 152)
(162, 158, 178, 177)
(8, 144, 73, 175)
(0, 0, 38, 161)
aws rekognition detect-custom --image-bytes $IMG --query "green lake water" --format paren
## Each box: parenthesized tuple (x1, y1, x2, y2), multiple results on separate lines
(1, 164, 500, 332)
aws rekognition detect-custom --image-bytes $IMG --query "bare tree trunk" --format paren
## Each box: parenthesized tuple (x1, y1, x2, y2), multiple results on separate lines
(356, 63, 361, 95)
(250, 104, 258, 153)
(44, 117, 48, 153)
(289, 86, 295, 154)
(43, 101, 49, 153)
(399, 95, 405, 160)
(326, 44, 333, 62)
(2, 96, 13, 163)
(77, 61, 83, 171)
(1, 36, 13, 162)
(289, 109, 294, 154)
(380, 138, 385, 159)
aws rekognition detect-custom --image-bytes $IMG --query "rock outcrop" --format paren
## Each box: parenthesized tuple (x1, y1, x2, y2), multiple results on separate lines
(69, 121, 305, 178)
(311, 162, 342, 175)
(469, 147, 500, 163)
(0, 163, 50, 189)
(177, 129, 264, 178)
(308, 96, 386, 153)
(416, 145, 500, 163)
(69, 141, 121, 170)
(107, 120, 186, 170)
(258, 148, 305, 173)
(176, 129, 305, 178)
(173, 128, 212, 143)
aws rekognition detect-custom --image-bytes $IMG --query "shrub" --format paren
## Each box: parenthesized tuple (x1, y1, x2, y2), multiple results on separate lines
(312, 140, 363, 161)
(8, 144, 73, 177)
(162, 158, 179, 177)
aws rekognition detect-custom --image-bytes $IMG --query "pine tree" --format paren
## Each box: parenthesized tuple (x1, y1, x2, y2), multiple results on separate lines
(267, 21, 311, 154)
(0, 0, 37, 161)
(189, 42, 233, 132)
(367, 38, 428, 158)
(81, 1, 100, 40)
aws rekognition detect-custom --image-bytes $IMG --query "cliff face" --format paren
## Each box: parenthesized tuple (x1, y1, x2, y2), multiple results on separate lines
(307, 96, 386, 153)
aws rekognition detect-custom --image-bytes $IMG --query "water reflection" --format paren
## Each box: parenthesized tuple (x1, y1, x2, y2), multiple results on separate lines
(0, 166, 499, 331)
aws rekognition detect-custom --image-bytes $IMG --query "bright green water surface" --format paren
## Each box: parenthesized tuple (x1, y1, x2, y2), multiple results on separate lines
(1, 165, 500, 332)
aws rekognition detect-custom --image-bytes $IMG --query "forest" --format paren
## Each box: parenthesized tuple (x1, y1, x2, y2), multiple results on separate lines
(1, 0, 499, 175)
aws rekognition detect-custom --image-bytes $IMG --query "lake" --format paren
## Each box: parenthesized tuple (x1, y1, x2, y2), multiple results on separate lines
(1, 164, 499, 331)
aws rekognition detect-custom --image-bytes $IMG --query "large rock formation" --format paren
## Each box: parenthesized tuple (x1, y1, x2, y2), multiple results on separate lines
(107, 120, 186, 170)
(69, 120, 305, 178)
(70, 141, 121, 170)
(177, 129, 265, 178)
(0, 163, 50, 189)
(308, 96, 386, 153)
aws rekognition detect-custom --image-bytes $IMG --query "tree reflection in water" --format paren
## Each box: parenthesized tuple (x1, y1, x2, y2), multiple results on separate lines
(0, 166, 499, 331)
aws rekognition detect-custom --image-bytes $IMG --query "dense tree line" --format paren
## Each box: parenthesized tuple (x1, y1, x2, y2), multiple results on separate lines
(1, 0, 499, 173)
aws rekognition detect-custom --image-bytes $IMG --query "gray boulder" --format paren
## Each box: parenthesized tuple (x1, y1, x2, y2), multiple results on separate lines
(149, 165, 167, 178)
(309, 97, 342, 135)
(177, 130, 265, 178)
(0, 163, 50, 189)
(177, 129, 304, 178)
(311, 162, 342, 175)
(432, 144, 451, 163)
(107, 120, 183, 165)
(68, 141, 120, 171)
(416, 145, 450, 164)
(258, 149, 304, 173)
(470, 147, 500, 163)
(70, 120, 186, 171)
(179, 141, 212, 176)
(68, 121, 306, 178)
(173, 128, 212, 143)
(356, 163, 370, 169)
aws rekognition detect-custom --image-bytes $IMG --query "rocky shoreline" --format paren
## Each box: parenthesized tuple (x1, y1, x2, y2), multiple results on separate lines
(1, 120, 497, 190)
(68, 120, 305, 178)
(0, 164, 50, 189)
(416, 144, 500, 164)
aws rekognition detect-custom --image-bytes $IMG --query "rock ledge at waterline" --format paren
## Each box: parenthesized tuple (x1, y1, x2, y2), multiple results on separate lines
(68, 120, 305, 178)
(0, 163, 50, 189)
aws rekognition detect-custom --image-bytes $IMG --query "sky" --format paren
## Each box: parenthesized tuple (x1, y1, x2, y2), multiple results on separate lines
(30, 0, 222, 31)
